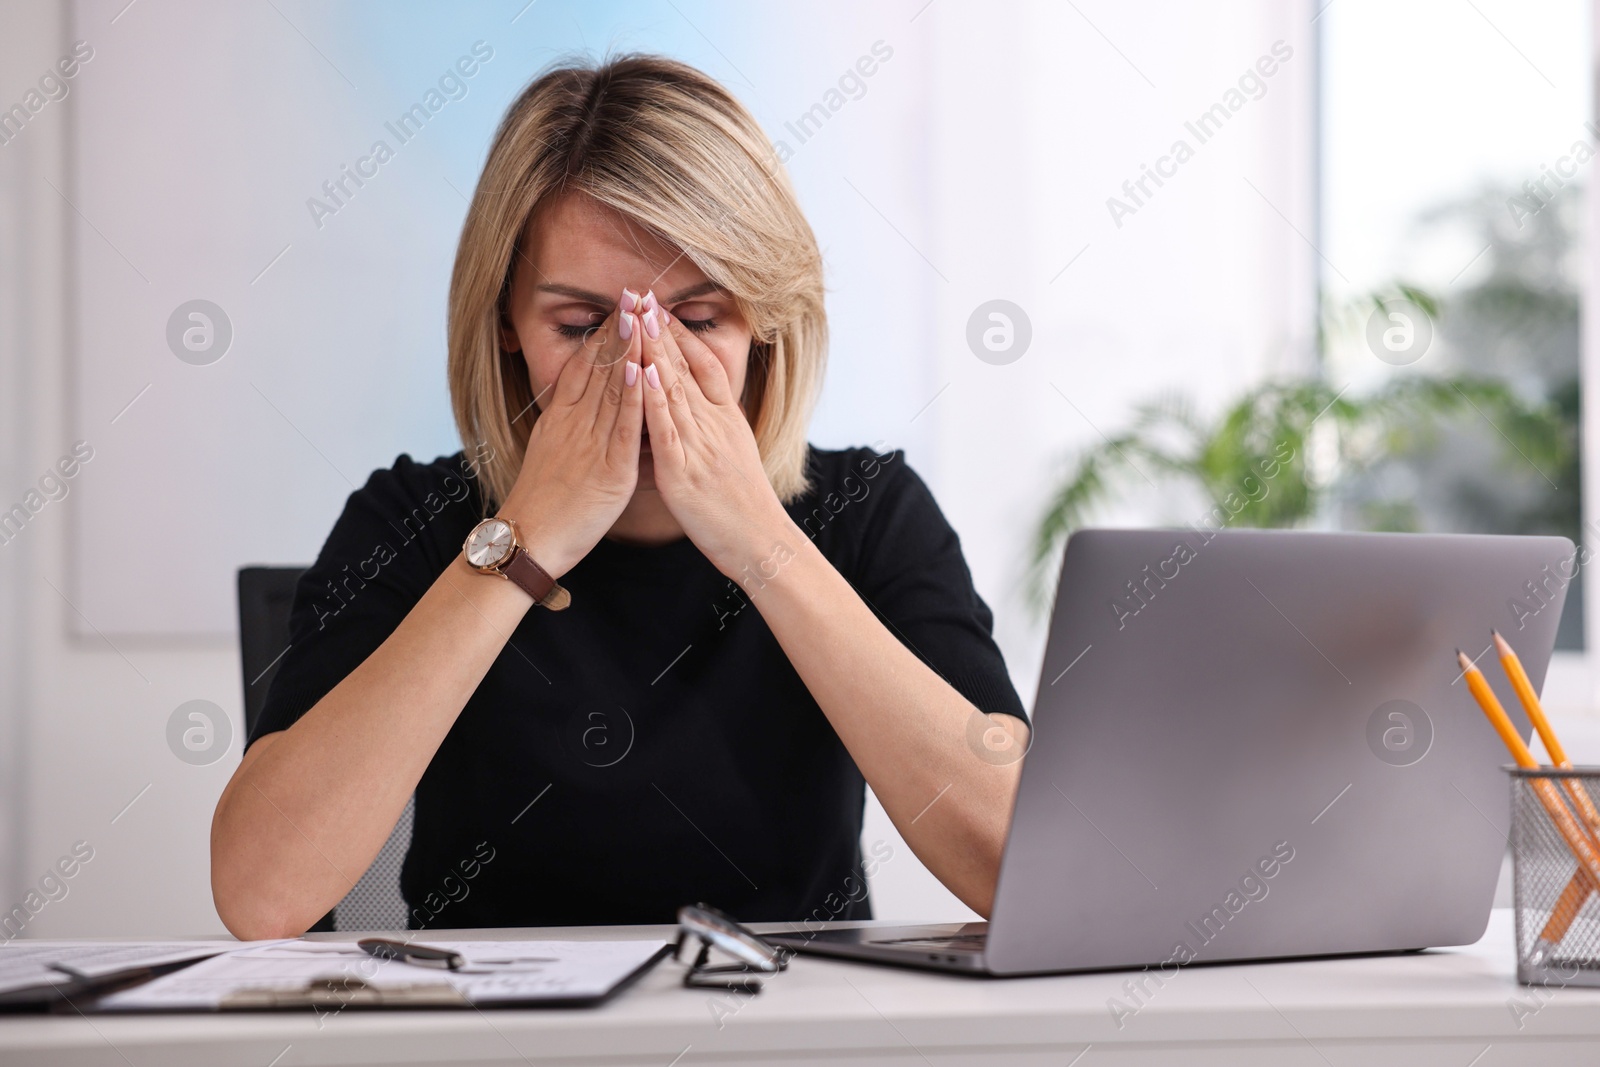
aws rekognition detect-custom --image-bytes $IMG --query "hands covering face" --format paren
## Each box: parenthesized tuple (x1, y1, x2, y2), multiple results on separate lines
(634, 289, 791, 573)
(497, 286, 789, 581)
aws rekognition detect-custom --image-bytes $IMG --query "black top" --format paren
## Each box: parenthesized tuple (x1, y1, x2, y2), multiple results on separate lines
(250, 445, 1027, 928)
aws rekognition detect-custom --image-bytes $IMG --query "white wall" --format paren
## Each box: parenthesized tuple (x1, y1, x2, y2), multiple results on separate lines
(0, 0, 1317, 935)
(0, 0, 244, 936)
(0, 0, 50, 933)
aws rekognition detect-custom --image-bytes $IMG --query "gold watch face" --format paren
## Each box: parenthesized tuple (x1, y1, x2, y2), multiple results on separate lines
(465, 518, 514, 570)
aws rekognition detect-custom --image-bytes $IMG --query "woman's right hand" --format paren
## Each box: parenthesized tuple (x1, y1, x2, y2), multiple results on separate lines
(496, 297, 644, 579)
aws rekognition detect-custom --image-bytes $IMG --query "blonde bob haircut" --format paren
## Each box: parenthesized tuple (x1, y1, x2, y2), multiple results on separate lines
(449, 53, 828, 511)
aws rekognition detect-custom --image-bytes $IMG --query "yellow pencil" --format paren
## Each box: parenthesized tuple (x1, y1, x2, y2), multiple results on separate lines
(1492, 631, 1600, 950)
(1458, 649, 1600, 961)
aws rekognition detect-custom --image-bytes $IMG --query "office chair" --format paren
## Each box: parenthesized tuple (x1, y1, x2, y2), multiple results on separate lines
(237, 566, 414, 932)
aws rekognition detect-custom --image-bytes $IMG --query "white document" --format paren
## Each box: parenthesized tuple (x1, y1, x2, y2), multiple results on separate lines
(96, 939, 669, 1010)
(0, 941, 248, 995)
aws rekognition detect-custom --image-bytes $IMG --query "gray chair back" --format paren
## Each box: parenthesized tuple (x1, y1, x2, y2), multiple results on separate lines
(237, 566, 413, 932)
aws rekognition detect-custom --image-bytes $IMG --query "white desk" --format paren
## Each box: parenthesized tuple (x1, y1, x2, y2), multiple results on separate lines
(2, 910, 1597, 1066)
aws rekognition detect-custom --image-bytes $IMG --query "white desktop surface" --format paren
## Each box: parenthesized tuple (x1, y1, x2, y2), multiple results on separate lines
(1, 910, 1597, 1066)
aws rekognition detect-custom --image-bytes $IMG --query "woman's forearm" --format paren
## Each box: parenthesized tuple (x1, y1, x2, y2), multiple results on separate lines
(212, 313, 646, 940)
(210, 553, 536, 939)
(739, 517, 1025, 917)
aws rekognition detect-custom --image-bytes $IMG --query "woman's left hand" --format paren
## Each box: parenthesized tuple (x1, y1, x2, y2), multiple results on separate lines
(638, 305, 795, 578)
(641, 303, 1017, 919)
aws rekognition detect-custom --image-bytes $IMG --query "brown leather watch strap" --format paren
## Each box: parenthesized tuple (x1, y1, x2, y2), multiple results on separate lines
(504, 548, 571, 610)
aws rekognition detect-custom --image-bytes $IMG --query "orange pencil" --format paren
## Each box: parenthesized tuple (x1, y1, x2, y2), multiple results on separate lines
(1494, 631, 1600, 819)
(1493, 631, 1600, 950)
(1458, 649, 1600, 961)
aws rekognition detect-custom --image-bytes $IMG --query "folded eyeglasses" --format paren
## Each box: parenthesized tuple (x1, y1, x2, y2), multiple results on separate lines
(673, 903, 788, 994)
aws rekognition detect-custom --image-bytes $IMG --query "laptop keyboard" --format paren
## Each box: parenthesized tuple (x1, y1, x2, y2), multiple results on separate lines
(868, 933, 989, 950)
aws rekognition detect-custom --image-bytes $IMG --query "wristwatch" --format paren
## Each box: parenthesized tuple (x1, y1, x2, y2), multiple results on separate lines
(463, 517, 571, 610)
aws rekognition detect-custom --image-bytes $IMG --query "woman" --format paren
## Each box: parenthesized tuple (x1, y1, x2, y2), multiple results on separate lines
(211, 54, 1029, 939)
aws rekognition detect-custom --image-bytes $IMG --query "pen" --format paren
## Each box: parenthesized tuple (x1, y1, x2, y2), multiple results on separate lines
(355, 938, 559, 972)
(357, 938, 465, 970)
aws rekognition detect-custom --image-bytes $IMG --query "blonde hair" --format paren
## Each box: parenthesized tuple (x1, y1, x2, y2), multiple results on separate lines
(449, 53, 827, 510)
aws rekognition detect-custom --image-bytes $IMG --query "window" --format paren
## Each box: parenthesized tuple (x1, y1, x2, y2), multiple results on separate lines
(1321, 0, 1590, 651)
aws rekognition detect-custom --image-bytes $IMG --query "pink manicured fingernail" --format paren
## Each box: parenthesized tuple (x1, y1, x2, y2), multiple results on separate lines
(621, 288, 639, 312)
(643, 308, 660, 339)
(642, 290, 657, 313)
(619, 311, 634, 340)
(625, 360, 638, 387)
(645, 364, 661, 389)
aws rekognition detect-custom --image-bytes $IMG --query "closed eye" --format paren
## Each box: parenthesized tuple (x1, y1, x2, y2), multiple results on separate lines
(555, 323, 601, 341)
(676, 317, 717, 334)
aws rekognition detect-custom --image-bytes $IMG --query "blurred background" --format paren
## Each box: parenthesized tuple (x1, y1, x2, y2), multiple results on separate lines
(0, 0, 1593, 934)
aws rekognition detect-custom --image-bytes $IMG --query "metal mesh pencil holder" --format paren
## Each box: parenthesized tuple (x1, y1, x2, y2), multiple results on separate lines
(1510, 766, 1600, 987)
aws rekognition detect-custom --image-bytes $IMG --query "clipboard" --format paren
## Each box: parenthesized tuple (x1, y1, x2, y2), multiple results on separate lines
(0, 942, 241, 1013)
(2, 959, 204, 1013)
(84, 939, 674, 1013)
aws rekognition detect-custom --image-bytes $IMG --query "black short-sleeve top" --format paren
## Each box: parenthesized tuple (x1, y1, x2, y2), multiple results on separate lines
(250, 445, 1026, 928)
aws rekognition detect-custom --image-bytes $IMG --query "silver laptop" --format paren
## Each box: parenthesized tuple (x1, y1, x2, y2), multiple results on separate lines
(767, 528, 1573, 976)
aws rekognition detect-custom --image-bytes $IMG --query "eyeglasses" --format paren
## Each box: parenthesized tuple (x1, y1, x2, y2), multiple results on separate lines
(673, 903, 788, 993)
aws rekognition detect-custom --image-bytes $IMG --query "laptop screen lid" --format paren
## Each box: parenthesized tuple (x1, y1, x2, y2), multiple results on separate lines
(985, 528, 1572, 976)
